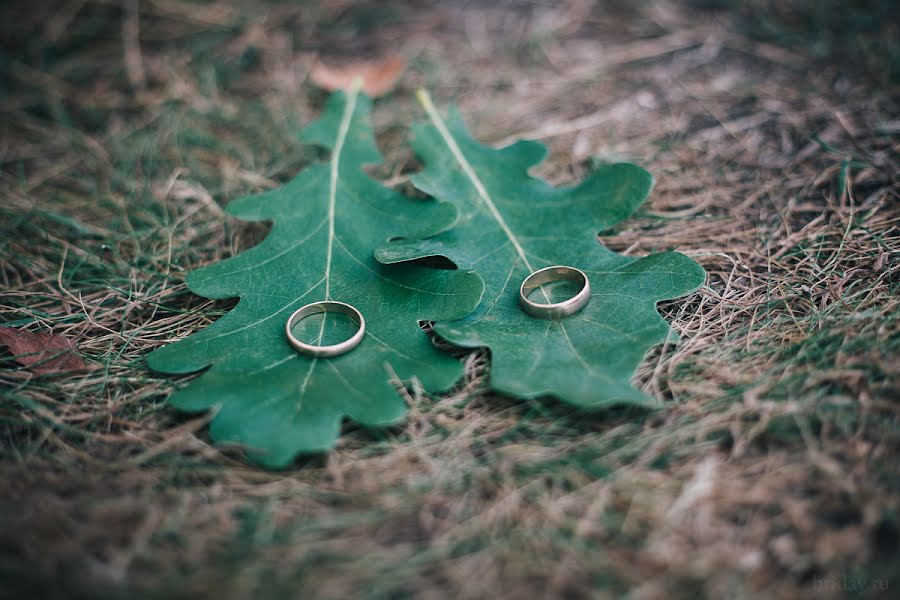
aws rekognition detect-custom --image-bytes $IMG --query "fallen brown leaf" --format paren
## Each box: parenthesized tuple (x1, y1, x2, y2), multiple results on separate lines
(0, 327, 87, 374)
(309, 55, 406, 98)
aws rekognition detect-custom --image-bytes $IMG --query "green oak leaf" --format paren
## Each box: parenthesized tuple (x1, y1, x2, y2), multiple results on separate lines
(376, 91, 705, 408)
(148, 88, 484, 468)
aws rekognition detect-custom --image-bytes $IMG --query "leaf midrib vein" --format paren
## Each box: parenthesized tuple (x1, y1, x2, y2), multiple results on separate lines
(300, 83, 360, 411)
(325, 84, 360, 300)
(417, 91, 535, 275)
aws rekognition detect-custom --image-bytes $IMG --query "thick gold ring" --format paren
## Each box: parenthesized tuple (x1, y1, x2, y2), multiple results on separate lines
(285, 301, 365, 357)
(518, 266, 590, 319)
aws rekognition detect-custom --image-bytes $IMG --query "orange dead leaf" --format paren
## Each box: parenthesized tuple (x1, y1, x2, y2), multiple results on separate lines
(310, 55, 406, 98)
(0, 327, 87, 374)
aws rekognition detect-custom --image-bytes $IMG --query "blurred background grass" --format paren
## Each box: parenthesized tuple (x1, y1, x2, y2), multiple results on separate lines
(1, 1, 898, 598)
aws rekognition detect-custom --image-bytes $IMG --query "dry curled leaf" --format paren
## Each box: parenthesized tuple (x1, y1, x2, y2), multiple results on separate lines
(310, 55, 405, 97)
(0, 326, 87, 374)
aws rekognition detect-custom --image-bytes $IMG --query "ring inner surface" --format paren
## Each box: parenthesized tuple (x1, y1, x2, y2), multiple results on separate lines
(289, 303, 361, 347)
(522, 268, 585, 306)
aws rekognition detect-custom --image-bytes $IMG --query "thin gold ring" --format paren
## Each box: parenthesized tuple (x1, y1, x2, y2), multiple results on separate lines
(518, 266, 590, 319)
(285, 301, 365, 357)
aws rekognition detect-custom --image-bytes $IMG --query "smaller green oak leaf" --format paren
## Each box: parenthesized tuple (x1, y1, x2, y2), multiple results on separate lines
(148, 88, 483, 468)
(376, 91, 705, 408)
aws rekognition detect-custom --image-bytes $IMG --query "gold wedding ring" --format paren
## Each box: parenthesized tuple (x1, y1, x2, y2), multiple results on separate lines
(285, 301, 365, 357)
(518, 266, 590, 319)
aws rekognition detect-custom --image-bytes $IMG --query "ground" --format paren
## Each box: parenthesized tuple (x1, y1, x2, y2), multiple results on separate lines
(1, 1, 899, 598)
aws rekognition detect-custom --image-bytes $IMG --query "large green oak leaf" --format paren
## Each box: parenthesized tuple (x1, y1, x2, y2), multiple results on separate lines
(148, 89, 484, 468)
(376, 91, 705, 408)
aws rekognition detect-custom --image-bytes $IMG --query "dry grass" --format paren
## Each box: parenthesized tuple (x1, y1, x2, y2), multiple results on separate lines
(1, 1, 899, 598)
